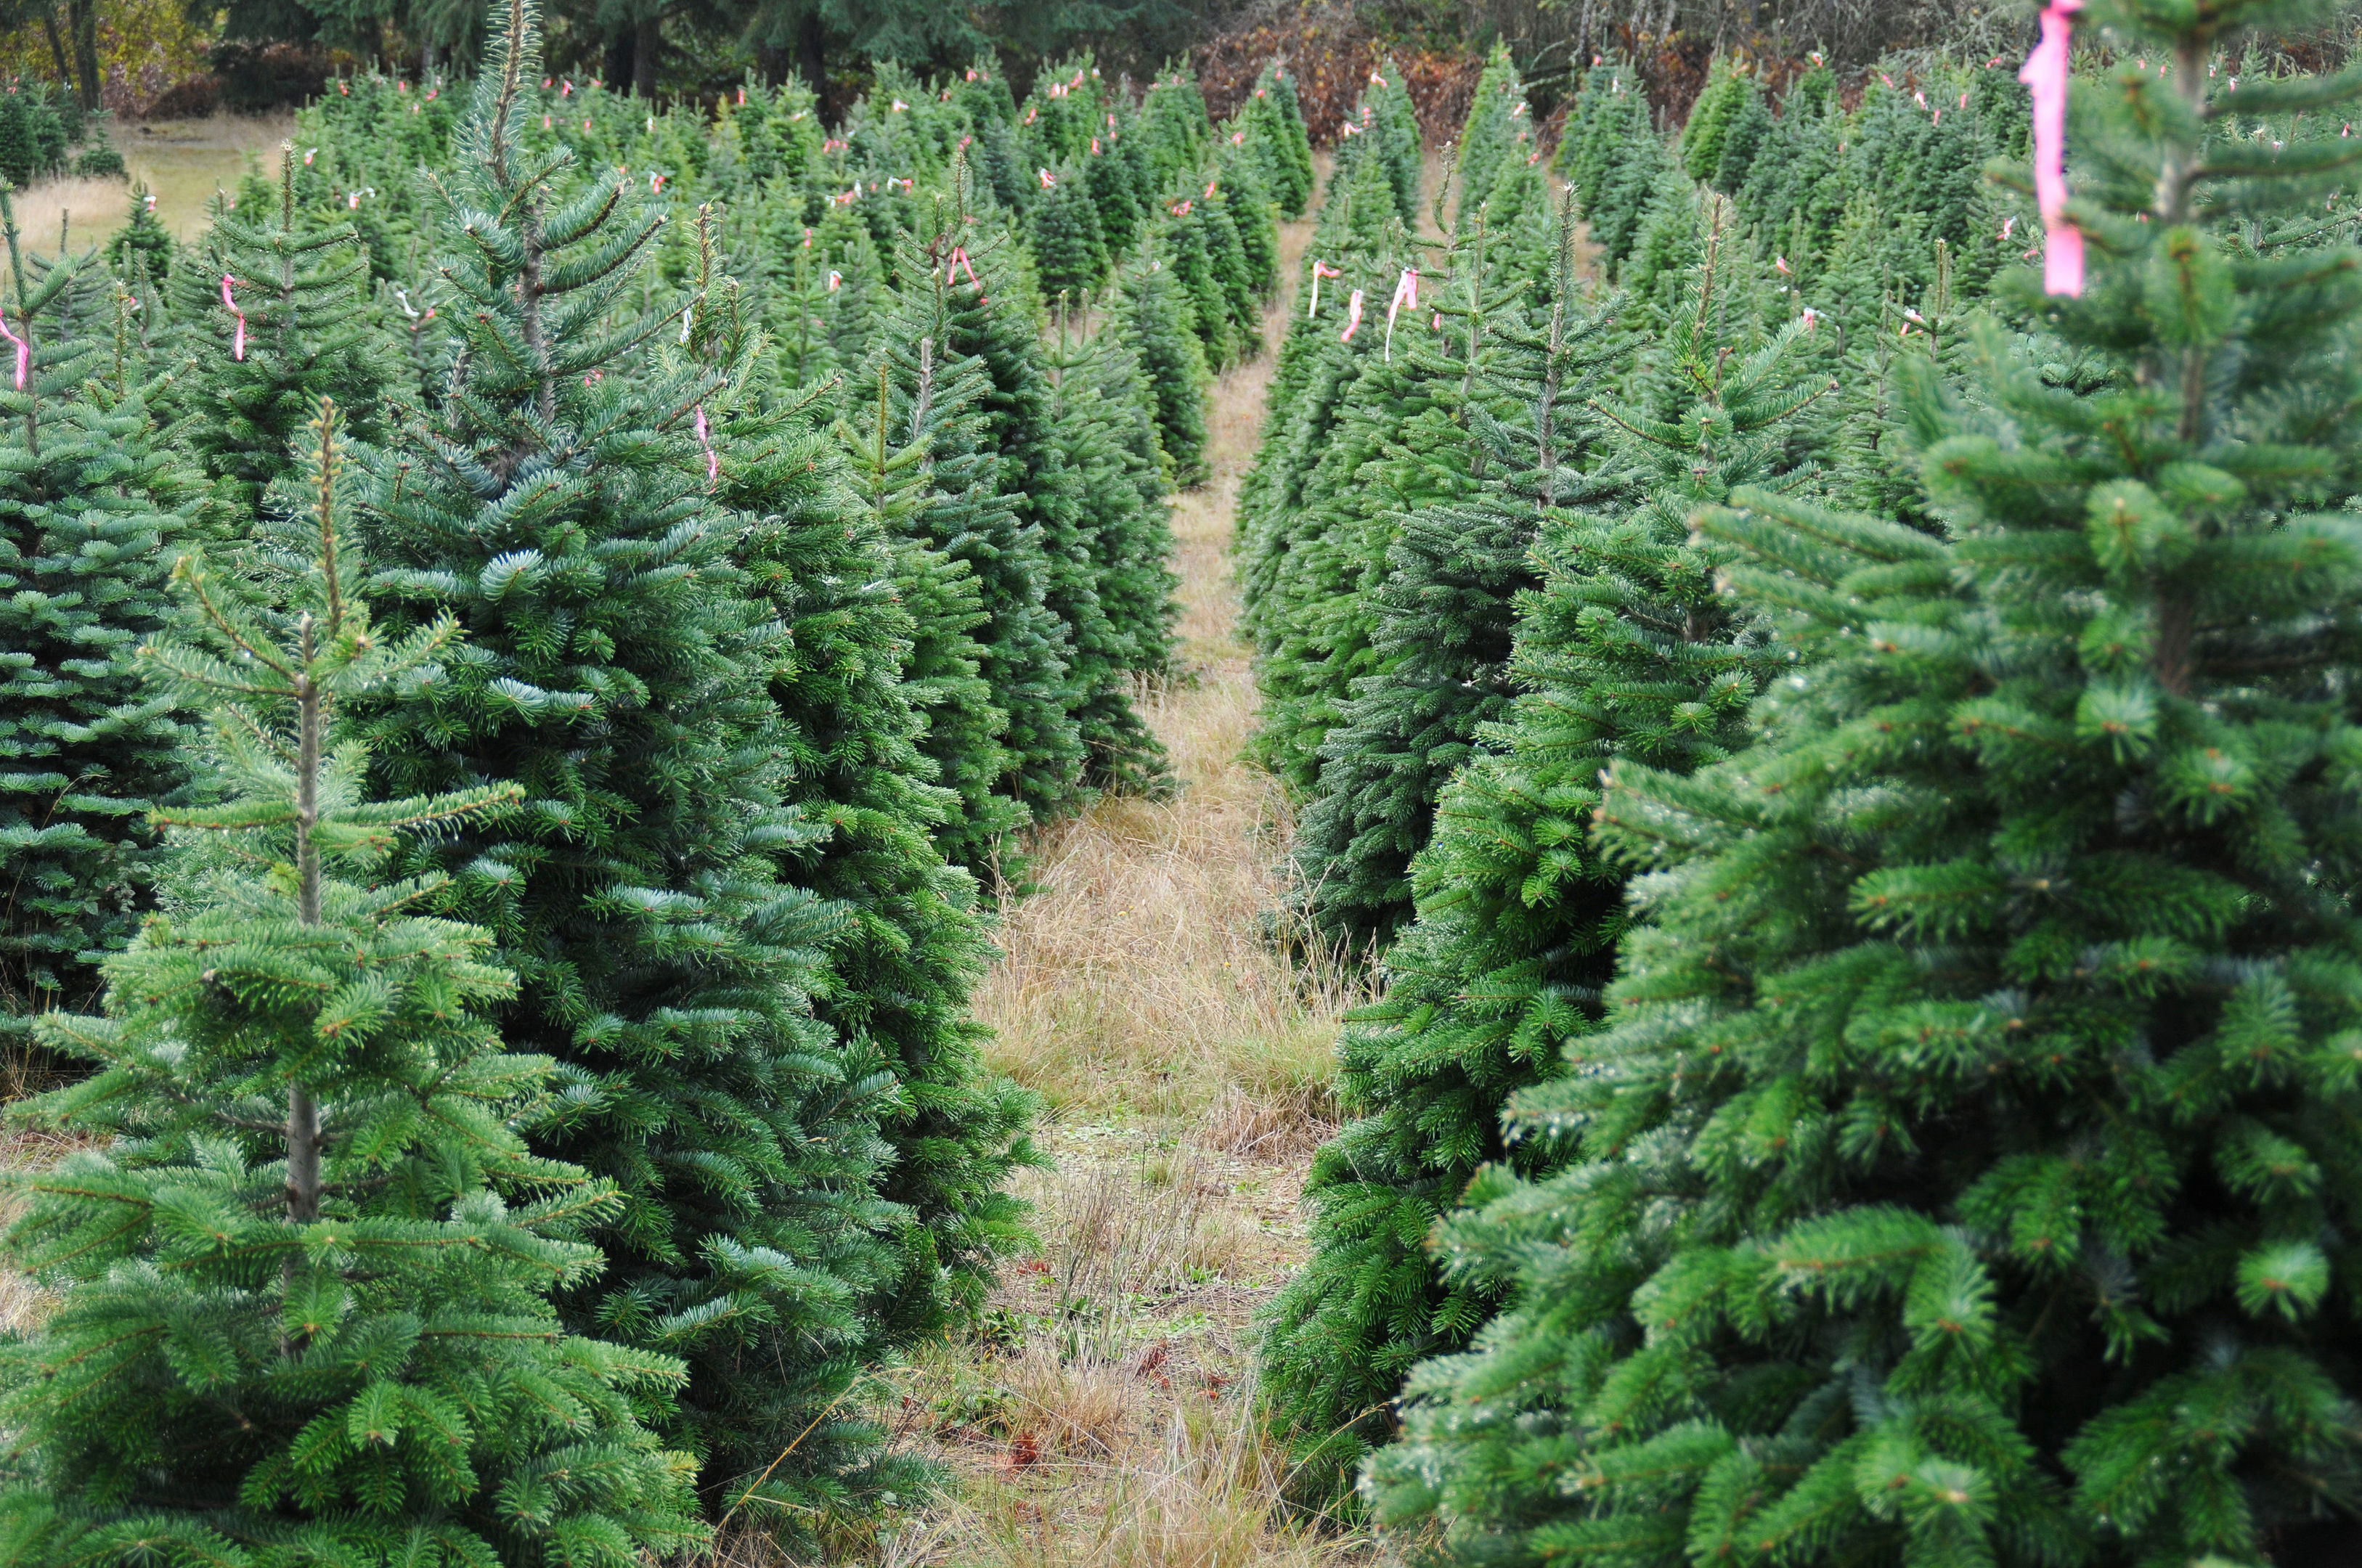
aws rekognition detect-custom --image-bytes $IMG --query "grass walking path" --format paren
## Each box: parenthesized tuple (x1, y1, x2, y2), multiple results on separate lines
(834, 191, 1387, 1568)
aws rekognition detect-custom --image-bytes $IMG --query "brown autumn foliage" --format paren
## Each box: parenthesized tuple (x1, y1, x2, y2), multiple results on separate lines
(1196, 0, 1480, 147)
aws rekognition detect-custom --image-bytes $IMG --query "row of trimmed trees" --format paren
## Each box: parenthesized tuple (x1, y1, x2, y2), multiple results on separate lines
(1250, 7, 2362, 1564)
(0, 4, 1298, 1561)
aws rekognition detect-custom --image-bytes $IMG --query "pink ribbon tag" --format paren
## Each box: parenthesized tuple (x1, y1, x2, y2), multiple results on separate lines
(0, 313, 25, 390)
(221, 274, 247, 360)
(1309, 260, 1340, 319)
(2020, 0, 2086, 296)
(1340, 288, 1364, 343)
(1384, 269, 1418, 361)
(695, 404, 717, 486)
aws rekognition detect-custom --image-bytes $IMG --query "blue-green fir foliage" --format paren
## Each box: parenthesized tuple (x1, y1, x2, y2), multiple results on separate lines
(339, 4, 913, 1532)
(0, 194, 196, 1051)
(1372, 5, 2362, 1563)
(0, 401, 709, 1568)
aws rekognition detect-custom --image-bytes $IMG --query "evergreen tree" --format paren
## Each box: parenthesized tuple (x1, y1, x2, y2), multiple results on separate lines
(841, 349, 1025, 874)
(169, 150, 393, 515)
(694, 254, 1041, 1344)
(1264, 212, 1825, 1493)
(1234, 152, 1404, 656)
(1679, 57, 1748, 181)
(346, 4, 909, 1532)
(1374, 7, 2362, 1562)
(0, 86, 66, 188)
(1367, 60, 1424, 234)
(1162, 188, 1241, 369)
(1241, 64, 1315, 221)
(1050, 299, 1179, 695)
(1113, 244, 1210, 486)
(1213, 152, 1281, 301)
(1136, 66, 1210, 194)
(923, 192, 1157, 811)
(1029, 162, 1107, 305)
(1559, 66, 1670, 278)
(0, 401, 708, 1568)
(1710, 76, 1772, 195)
(1266, 67, 1316, 219)
(1085, 128, 1144, 256)
(870, 205, 1088, 864)
(0, 192, 195, 1059)
(104, 184, 174, 291)
(1451, 44, 1525, 223)
(1289, 195, 1601, 952)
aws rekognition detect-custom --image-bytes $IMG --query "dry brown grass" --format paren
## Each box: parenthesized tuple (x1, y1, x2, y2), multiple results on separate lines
(9, 114, 296, 255)
(977, 174, 1367, 1146)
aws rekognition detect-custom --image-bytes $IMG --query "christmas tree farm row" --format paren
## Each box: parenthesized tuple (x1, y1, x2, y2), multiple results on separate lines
(0, 3, 1300, 1561)
(1248, 6, 2362, 1563)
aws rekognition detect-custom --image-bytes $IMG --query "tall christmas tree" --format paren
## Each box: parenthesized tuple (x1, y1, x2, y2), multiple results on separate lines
(690, 236, 1041, 1342)
(1374, 5, 2362, 1562)
(1288, 192, 1605, 950)
(1047, 298, 1179, 788)
(0, 401, 708, 1568)
(1112, 243, 1210, 486)
(0, 191, 195, 1063)
(842, 348, 1026, 873)
(1030, 162, 1109, 305)
(168, 147, 392, 515)
(869, 198, 1090, 852)
(344, 1, 911, 1533)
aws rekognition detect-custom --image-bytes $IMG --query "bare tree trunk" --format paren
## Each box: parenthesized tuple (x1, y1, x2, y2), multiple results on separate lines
(68, 0, 100, 115)
(634, 9, 662, 98)
(41, 8, 73, 96)
(797, 9, 825, 104)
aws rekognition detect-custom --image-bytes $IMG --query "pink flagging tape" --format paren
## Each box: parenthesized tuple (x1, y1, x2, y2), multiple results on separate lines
(2020, 0, 2086, 296)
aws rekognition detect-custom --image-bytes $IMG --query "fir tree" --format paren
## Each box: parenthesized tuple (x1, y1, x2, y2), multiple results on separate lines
(1113, 244, 1210, 486)
(1289, 195, 1602, 951)
(0, 87, 66, 188)
(1679, 57, 1748, 181)
(869, 206, 1087, 865)
(1266, 67, 1316, 219)
(346, 2, 908, 1532)
(1136, 66, 1210, 193)
(169, 149, 393, 515)
(841, 350, 1024, 874)
(694, 253, 1041, 1344)
(1374, 6, 2362, 1562)
(1241, 64, 1315, 221)
(0, 401, 709, 1568)
(104, 184, 174, 291)
(1049, 298, 1179, 700)
(1163, 189, 1242, 369)
(1367, 60, 1424, 235)
(1451, 44, 1526, 223)
(1710, 76, 1772, 194)
(0, 192, 195, 1058)
(1030, 162, 1107, 305)
(1085, 128, 1144, 256)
